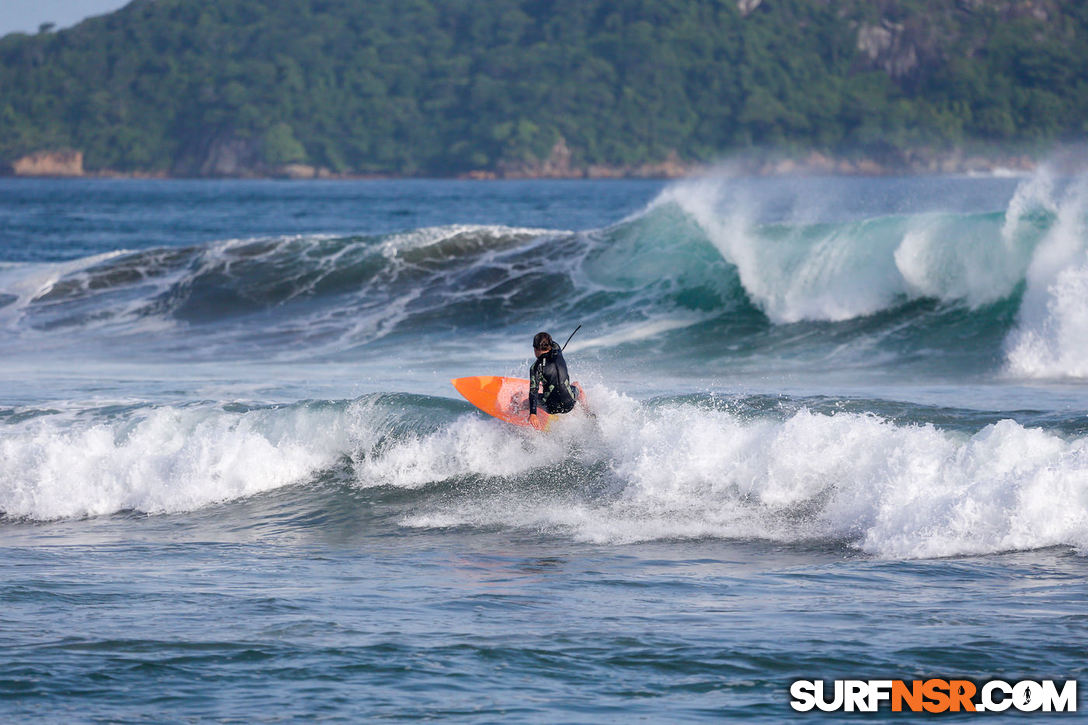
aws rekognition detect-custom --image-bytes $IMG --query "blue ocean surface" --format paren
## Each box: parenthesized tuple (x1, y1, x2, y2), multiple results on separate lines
(1, 174, 1086, 721)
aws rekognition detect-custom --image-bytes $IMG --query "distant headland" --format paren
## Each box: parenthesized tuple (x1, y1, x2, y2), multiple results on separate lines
(1, 0, 1081, 179)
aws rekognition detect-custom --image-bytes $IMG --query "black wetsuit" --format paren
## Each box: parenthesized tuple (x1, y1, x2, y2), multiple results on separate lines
(529, 348, 578, 415)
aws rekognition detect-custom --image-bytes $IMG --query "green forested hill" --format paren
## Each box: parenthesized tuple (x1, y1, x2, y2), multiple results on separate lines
(1, 0, 1085, 176)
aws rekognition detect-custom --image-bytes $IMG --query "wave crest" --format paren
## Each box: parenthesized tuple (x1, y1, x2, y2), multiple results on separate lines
(657, 175, 1051, 323)
(0, 401, 348, 520)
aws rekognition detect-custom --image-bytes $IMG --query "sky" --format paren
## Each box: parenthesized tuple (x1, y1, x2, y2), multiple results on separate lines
(0, 0, 130, 37)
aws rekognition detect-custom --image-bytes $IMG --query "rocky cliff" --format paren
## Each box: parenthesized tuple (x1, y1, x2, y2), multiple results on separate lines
(8, 149, 84, 177)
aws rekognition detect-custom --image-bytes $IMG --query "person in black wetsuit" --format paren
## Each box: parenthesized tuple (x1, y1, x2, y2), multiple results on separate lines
(528, 331, 578, 424)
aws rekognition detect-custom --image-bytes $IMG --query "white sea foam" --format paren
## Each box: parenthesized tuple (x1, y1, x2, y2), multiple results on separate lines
(893, 210, 1029, 307)
(4, 392, 1085, 558)
(387, 389, 1088, 559)
(379, 224, 556, 254)
(1004, 176, 1088, 378)
(0, 403, 349, 520)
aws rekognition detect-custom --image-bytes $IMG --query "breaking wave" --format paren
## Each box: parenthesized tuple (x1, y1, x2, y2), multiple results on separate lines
(1, 169, 1086, 376)
(2, 392, 1085, 560)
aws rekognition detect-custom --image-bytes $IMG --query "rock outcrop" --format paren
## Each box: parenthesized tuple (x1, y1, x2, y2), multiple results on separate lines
(9, 149, 84, 176)
(737, 0, 763, 17)
(496, 138, 574, 178)
(272, 163, 319, 179)
(486, 138, 698, 179)
(171, 132, 339, 178)
(857, 22, 919, 79)
(586, 151, 694, 179)
(171, 133, 263, 177)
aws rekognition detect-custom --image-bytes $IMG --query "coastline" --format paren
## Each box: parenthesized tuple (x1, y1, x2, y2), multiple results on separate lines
(1, 146, 1046, 180)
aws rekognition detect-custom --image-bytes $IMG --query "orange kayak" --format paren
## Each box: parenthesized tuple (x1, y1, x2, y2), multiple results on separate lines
(451, 376, 586, 431)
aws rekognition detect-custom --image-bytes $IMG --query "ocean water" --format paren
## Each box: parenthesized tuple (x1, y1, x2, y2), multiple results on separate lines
(1, 173, 1086, 721)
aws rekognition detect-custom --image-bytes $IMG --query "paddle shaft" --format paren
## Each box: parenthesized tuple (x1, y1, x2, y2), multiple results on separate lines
(562, 325, 582, 351)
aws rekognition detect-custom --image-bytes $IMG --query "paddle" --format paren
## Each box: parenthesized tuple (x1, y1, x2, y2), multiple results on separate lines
(561, 324, 582, 351)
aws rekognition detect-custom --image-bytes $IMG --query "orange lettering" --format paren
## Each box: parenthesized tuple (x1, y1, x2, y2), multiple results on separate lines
(923, 679, 950, 713)
(892, 680, 924, 712)
(949, 680, 977, 712)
